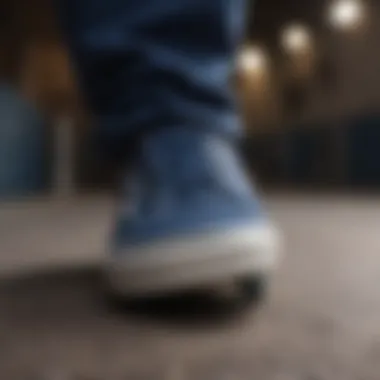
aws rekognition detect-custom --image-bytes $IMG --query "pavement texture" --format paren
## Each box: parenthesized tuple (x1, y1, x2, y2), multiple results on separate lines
(1, 194, 380, 379)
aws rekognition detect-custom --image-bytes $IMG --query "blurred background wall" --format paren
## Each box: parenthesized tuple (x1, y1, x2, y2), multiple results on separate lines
(242, 0, 380, 188)
(0, 0, 379, 197)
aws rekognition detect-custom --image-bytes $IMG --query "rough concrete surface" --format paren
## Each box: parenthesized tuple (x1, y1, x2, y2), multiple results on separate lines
(1, 194, 380, 379)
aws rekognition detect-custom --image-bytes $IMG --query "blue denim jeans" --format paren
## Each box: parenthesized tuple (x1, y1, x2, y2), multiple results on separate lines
(58, 0, 246, 158)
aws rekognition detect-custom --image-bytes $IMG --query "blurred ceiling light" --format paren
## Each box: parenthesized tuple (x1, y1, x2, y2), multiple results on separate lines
(328, 0, 365, 30)
(238, 46, 267, 74)
(281, 24, 312, 53)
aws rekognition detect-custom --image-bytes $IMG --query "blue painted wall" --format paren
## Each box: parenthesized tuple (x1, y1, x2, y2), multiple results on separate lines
(346, 115, 380, 187)
(285, 126, 329, 184)
(0, 86, 49, 198)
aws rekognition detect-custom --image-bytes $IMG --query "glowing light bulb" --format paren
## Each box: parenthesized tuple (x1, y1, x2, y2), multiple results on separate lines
(281, 24, 312, 53)
(329, 0, 365, 30)
(238, 46, 267, 74)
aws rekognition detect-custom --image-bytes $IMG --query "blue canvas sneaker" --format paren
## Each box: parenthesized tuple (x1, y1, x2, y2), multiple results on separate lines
(106, 128, 280, 296)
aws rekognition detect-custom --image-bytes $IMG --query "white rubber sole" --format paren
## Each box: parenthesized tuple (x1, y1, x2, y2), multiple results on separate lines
(106, 223, 281, 296)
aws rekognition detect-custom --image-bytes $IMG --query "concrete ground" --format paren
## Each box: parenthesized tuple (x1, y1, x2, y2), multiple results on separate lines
(1, 194, 380, 379)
